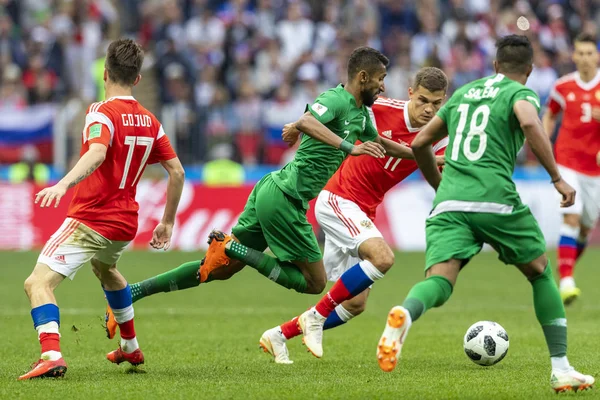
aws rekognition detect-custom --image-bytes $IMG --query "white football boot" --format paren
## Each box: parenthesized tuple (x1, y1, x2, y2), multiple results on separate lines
(377, 306, 412, 372)
(551, 367, 594, 392)
(298, 308, 326, 358)
(259, 327, 293, 364)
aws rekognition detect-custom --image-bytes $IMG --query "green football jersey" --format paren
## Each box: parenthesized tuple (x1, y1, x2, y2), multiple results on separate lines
(272, 84, 379, 206)
(432, 74, 541, 216)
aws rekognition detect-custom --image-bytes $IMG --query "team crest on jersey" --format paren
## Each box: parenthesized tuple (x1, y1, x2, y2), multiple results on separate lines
(360, 219, 373, 229)
(567, 92, 576, 102)
(381, 130, 392, 139)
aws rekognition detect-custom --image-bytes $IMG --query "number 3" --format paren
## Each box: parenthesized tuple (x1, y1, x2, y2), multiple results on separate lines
(581, 103, 592, 123)
(119, 136, 154, 189)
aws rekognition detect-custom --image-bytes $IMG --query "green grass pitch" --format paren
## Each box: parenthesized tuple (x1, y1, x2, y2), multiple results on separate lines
(2, 249, 599, 399)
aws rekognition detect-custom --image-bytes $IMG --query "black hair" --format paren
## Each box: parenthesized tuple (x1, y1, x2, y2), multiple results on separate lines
(495, 35, 533, 75)
(347, 46, 389, 79)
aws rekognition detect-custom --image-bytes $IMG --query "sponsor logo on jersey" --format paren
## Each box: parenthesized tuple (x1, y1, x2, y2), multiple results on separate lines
(311, 103, 328, 116)
(567, 92, 576, 102)
(360, 219, 373, 229)
(344, 120, 350, 125)
(381, 130, 392, 139)
(54, 254, 66, 264)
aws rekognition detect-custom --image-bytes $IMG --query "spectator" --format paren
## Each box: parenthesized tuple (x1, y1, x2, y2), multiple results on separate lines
(276, 1, 314, 71)
(0, 64, 26, 110)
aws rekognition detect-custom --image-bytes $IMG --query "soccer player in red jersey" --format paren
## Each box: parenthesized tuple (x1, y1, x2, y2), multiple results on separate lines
(542, 33, 600, 305)
(259, 67, 449, 363)
(18, 39, 184, 380)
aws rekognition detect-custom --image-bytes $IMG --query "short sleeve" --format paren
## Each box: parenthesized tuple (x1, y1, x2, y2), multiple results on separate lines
(306, 90, 345, 125)
(86, 123, 111, 147)
(512, 88, 541, 113)
(547, 86, 564, 114)
(149, 126, 177, 164)
(360, 112, 379, 142)
(433, 137, 449, 155)
(436, 100, 451, 124)
(82, 106, 115, 146)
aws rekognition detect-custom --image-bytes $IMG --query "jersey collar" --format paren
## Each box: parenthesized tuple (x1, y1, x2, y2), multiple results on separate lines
(338, 84, 359, 107)
(575, 69, 600, 91)
(403, 101, 421, 133)
(107, 95, 136, 101)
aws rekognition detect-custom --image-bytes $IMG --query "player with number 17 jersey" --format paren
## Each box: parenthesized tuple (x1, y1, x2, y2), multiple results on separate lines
(67, 97, 176, 241)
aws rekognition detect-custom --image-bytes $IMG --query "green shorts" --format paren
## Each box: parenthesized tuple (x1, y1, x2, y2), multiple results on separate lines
(425, 204, 546, 270)
(231, 173, 322, 263)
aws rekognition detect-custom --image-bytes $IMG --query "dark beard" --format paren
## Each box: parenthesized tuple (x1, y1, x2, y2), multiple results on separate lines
(361, 90, 377, 107)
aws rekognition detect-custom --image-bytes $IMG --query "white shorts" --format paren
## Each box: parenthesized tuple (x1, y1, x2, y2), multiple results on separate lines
(558, 165, 600, 228)
(315, 190, 383, 282)
(37, 218, 129, 280)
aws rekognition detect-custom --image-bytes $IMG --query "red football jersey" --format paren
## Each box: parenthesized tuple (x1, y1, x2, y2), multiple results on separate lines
(324, 97, 447, 220)
(547, 70, 600, 176)
(67, 96, 177, 241)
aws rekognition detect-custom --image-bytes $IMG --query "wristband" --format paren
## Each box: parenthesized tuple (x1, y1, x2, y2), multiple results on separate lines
(340, 140, 354, 154)
(551, 176, 561, 184)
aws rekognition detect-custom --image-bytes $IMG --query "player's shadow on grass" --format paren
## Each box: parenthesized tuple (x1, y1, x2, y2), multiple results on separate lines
(125, 366, 146, 374)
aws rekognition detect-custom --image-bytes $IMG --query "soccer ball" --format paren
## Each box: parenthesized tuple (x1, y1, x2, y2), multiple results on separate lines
(463, 321, 509, 366)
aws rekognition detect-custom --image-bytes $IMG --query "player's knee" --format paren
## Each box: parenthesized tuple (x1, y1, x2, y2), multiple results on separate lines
(24, 273, 47, 297)
(563, 214, 580, 227)
(366, 248, 395, 273)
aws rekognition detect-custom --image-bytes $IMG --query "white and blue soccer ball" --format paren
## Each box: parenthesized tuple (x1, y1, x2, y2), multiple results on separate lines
(463, 321, 509, 366)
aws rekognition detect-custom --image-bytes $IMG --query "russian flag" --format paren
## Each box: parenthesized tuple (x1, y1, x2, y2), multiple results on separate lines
(0, 105, 56, 163)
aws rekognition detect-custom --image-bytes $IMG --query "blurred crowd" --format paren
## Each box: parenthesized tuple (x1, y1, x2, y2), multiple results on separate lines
(1, 0, 600, 166)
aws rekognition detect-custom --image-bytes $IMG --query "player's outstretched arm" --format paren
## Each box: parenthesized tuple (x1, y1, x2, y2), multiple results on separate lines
(411, 116, 448, 190)
(375, 136, 414, 159)
(514, 100, 575, 207)
(151, 157, 185, 250)
(35, 143, 107, 208)
(294, 112, 386, 158)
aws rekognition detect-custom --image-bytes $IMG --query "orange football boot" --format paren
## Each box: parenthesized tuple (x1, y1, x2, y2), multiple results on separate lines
(198, 230, 232, 283)
(18, 358, 67, 380)
(104, 303, 118, 339)
(106, 347, 145, 366)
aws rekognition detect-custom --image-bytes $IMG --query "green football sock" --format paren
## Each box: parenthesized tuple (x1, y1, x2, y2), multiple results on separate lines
(529, 263, 567, 357)
(402, 275, 453, 322)
(130, 260, 201, 303)
(225, 241, 307, 293)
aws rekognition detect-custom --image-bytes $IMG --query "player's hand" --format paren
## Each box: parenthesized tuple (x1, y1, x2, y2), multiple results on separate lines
(35, 183, 67, 208)
(553, 178, 576, 208)
(282, 123, 301, 147)
(592, 107, 600, 122)
(150, 222, 173, 250)
(350, 141, 386, 158)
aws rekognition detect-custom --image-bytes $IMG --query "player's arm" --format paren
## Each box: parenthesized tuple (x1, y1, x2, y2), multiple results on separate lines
(149, 129, 185, 250)
(541, 108, 559, 138)
(514, 100, 575, 207)
(411, 116, 448, 191)
(374, 136, 414, 159)
(35, 143, 107, 208)
(292, 112, 386, 158)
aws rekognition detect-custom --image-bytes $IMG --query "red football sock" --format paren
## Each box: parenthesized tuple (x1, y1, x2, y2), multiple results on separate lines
(40, 332, 61, 353)
(280, 317, 301, 340)
(558, 245, 577, 279)
(315, 280, 351, 318)
(119, 319, 136, 340)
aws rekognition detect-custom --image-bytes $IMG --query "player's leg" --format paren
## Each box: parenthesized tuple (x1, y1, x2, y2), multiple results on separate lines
(203, 175, 320, 293)
(515, 255, 594, 392)
(377, 212, 481, 372)
(476, 206, 593, 392)
(555, 166, 583, 303)
(19, 219, 100, 380)
(93, 241, 144, 366)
